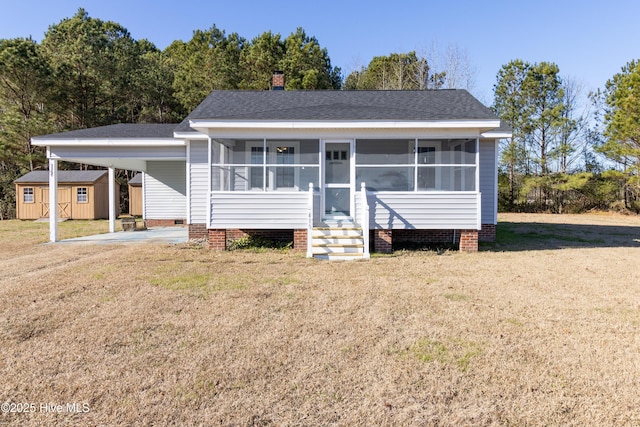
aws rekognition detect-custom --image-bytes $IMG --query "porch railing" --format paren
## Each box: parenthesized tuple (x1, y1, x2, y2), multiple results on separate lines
(307, 183, 313, 258)
(360, 182, 370, 258)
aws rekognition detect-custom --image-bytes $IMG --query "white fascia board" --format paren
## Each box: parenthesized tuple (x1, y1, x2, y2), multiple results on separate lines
(31, 138, 185, 147)
(173, 131, 208, 139)
(481, 130, 512, 138)
(190, 119, 501, 132)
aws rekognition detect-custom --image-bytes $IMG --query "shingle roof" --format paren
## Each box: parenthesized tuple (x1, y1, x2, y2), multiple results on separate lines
(32, 91, 500, 137)
(34, 123, 177, 139)
(174, 89, 498, 132)
(14, 170, 108, 184)
(128, 173, 143, 185)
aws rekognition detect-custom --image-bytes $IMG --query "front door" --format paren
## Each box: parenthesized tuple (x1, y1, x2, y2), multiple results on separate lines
(323, 141, 352, 218)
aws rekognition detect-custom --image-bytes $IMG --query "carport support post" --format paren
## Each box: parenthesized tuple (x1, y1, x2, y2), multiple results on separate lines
(48, 158, 58, 242)
(108, 167, 116, 233)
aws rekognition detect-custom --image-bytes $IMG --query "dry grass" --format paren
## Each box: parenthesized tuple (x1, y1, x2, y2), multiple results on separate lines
(1, 213, 640, 426)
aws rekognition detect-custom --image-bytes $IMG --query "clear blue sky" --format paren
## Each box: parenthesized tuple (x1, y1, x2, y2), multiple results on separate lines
(1, 0, 637, 104)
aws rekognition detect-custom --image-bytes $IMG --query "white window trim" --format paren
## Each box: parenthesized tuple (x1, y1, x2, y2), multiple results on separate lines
(77, 187, 88, 203)
(23, 187, 34, 203)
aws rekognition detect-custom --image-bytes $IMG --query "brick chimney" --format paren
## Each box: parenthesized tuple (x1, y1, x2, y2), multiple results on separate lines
(272, 71, 284, 90)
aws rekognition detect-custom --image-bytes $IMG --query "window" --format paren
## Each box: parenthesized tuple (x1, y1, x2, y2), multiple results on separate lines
(250, 146, 267, 189)
(77, 187, 88, 203)
(326, 150, 347, 161)
(417, 146, 436, 190)
(23, 188, 34, 203)
(275, 146, 295, 188)
(246, 140, 309, 191)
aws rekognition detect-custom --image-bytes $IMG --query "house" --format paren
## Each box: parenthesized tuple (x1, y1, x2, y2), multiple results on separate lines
(127, 173, 143, 216)
(14, 170, 118, 220)
(32, 79, 510, 258)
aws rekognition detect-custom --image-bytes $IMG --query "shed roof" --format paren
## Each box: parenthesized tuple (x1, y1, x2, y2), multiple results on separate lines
(15, 170, 108, 184)
(175, 89, 499, 132)
(128, 173, 143, 185)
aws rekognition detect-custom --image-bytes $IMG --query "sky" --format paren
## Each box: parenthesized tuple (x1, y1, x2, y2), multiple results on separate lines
(0, 0, 638, 105)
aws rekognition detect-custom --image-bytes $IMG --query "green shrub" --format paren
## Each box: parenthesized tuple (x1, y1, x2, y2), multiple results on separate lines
(227, 235, 292, 251)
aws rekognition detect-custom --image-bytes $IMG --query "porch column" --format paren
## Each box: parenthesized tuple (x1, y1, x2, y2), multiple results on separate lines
(108, 167, 116, 233)
(49, 158, 58, 242)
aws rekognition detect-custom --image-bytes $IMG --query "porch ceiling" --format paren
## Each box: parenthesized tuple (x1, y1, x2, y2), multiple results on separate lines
(44, 144, 186, 172)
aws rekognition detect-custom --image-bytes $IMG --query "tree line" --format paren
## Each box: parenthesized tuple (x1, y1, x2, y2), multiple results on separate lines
(0, 8, 638, 218)
(493, 59, 640, 213)
(0, 8, 342, 217)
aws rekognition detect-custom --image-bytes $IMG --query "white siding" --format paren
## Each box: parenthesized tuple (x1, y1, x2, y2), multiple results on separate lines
(210, 192, 310, 229)
(188, 141, 208, 223)
(144, 161, 186, 219)
(479, 139, 497, 224)
(355, 192, 480, 229)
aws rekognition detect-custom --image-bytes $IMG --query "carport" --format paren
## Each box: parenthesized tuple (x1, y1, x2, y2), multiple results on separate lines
(31, 124, 185, 242)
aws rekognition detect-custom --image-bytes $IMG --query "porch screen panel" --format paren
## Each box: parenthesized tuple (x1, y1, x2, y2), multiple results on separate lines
(416, 139, 477, 191)
(211, 139, 320, 191)
(356, 139, 414, 191)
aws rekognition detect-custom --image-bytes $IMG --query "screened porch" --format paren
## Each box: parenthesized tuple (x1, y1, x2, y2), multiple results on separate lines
(208, 137, 481, 230)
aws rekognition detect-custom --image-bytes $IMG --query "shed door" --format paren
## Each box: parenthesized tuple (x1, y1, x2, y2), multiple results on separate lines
(41, 187, 72, 218)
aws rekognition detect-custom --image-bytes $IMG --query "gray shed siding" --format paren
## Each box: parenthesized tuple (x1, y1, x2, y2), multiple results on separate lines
(479, 139, 497, 224)
(144, 161, 186, 219)
(188, 141, 209, 223)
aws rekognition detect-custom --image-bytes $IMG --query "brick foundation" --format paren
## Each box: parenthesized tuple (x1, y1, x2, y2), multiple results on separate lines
(374, 229, 393, 253)
(393, 229, 456, 245)
(479, 224, 496, 242)
(293, 229, 307, 252)
(144, 219, 186, 228)
(208, 229, 227, 250)
(226, 229, 293, 245)
(188, 223, 207, 240)
(376, 228, 487, 253)
(459, 229, 479, 252)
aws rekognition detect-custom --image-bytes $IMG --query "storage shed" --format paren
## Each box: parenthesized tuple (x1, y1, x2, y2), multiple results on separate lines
(128, 173, 143, 216)
(15, 170, 118, 220)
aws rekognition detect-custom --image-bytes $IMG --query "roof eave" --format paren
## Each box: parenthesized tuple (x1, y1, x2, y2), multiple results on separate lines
(480, 130, 513, 138)
(173, 131, 208, 139)
(189, 119, 501, 133)
(31, 137, 185, 147)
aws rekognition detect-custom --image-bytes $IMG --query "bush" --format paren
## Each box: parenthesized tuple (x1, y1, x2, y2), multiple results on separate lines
(499, 170, 632, 214)
(227, 235, 292, 251)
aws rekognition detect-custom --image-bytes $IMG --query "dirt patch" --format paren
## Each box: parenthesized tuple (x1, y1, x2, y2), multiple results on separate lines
(1, 213, 640, 425)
